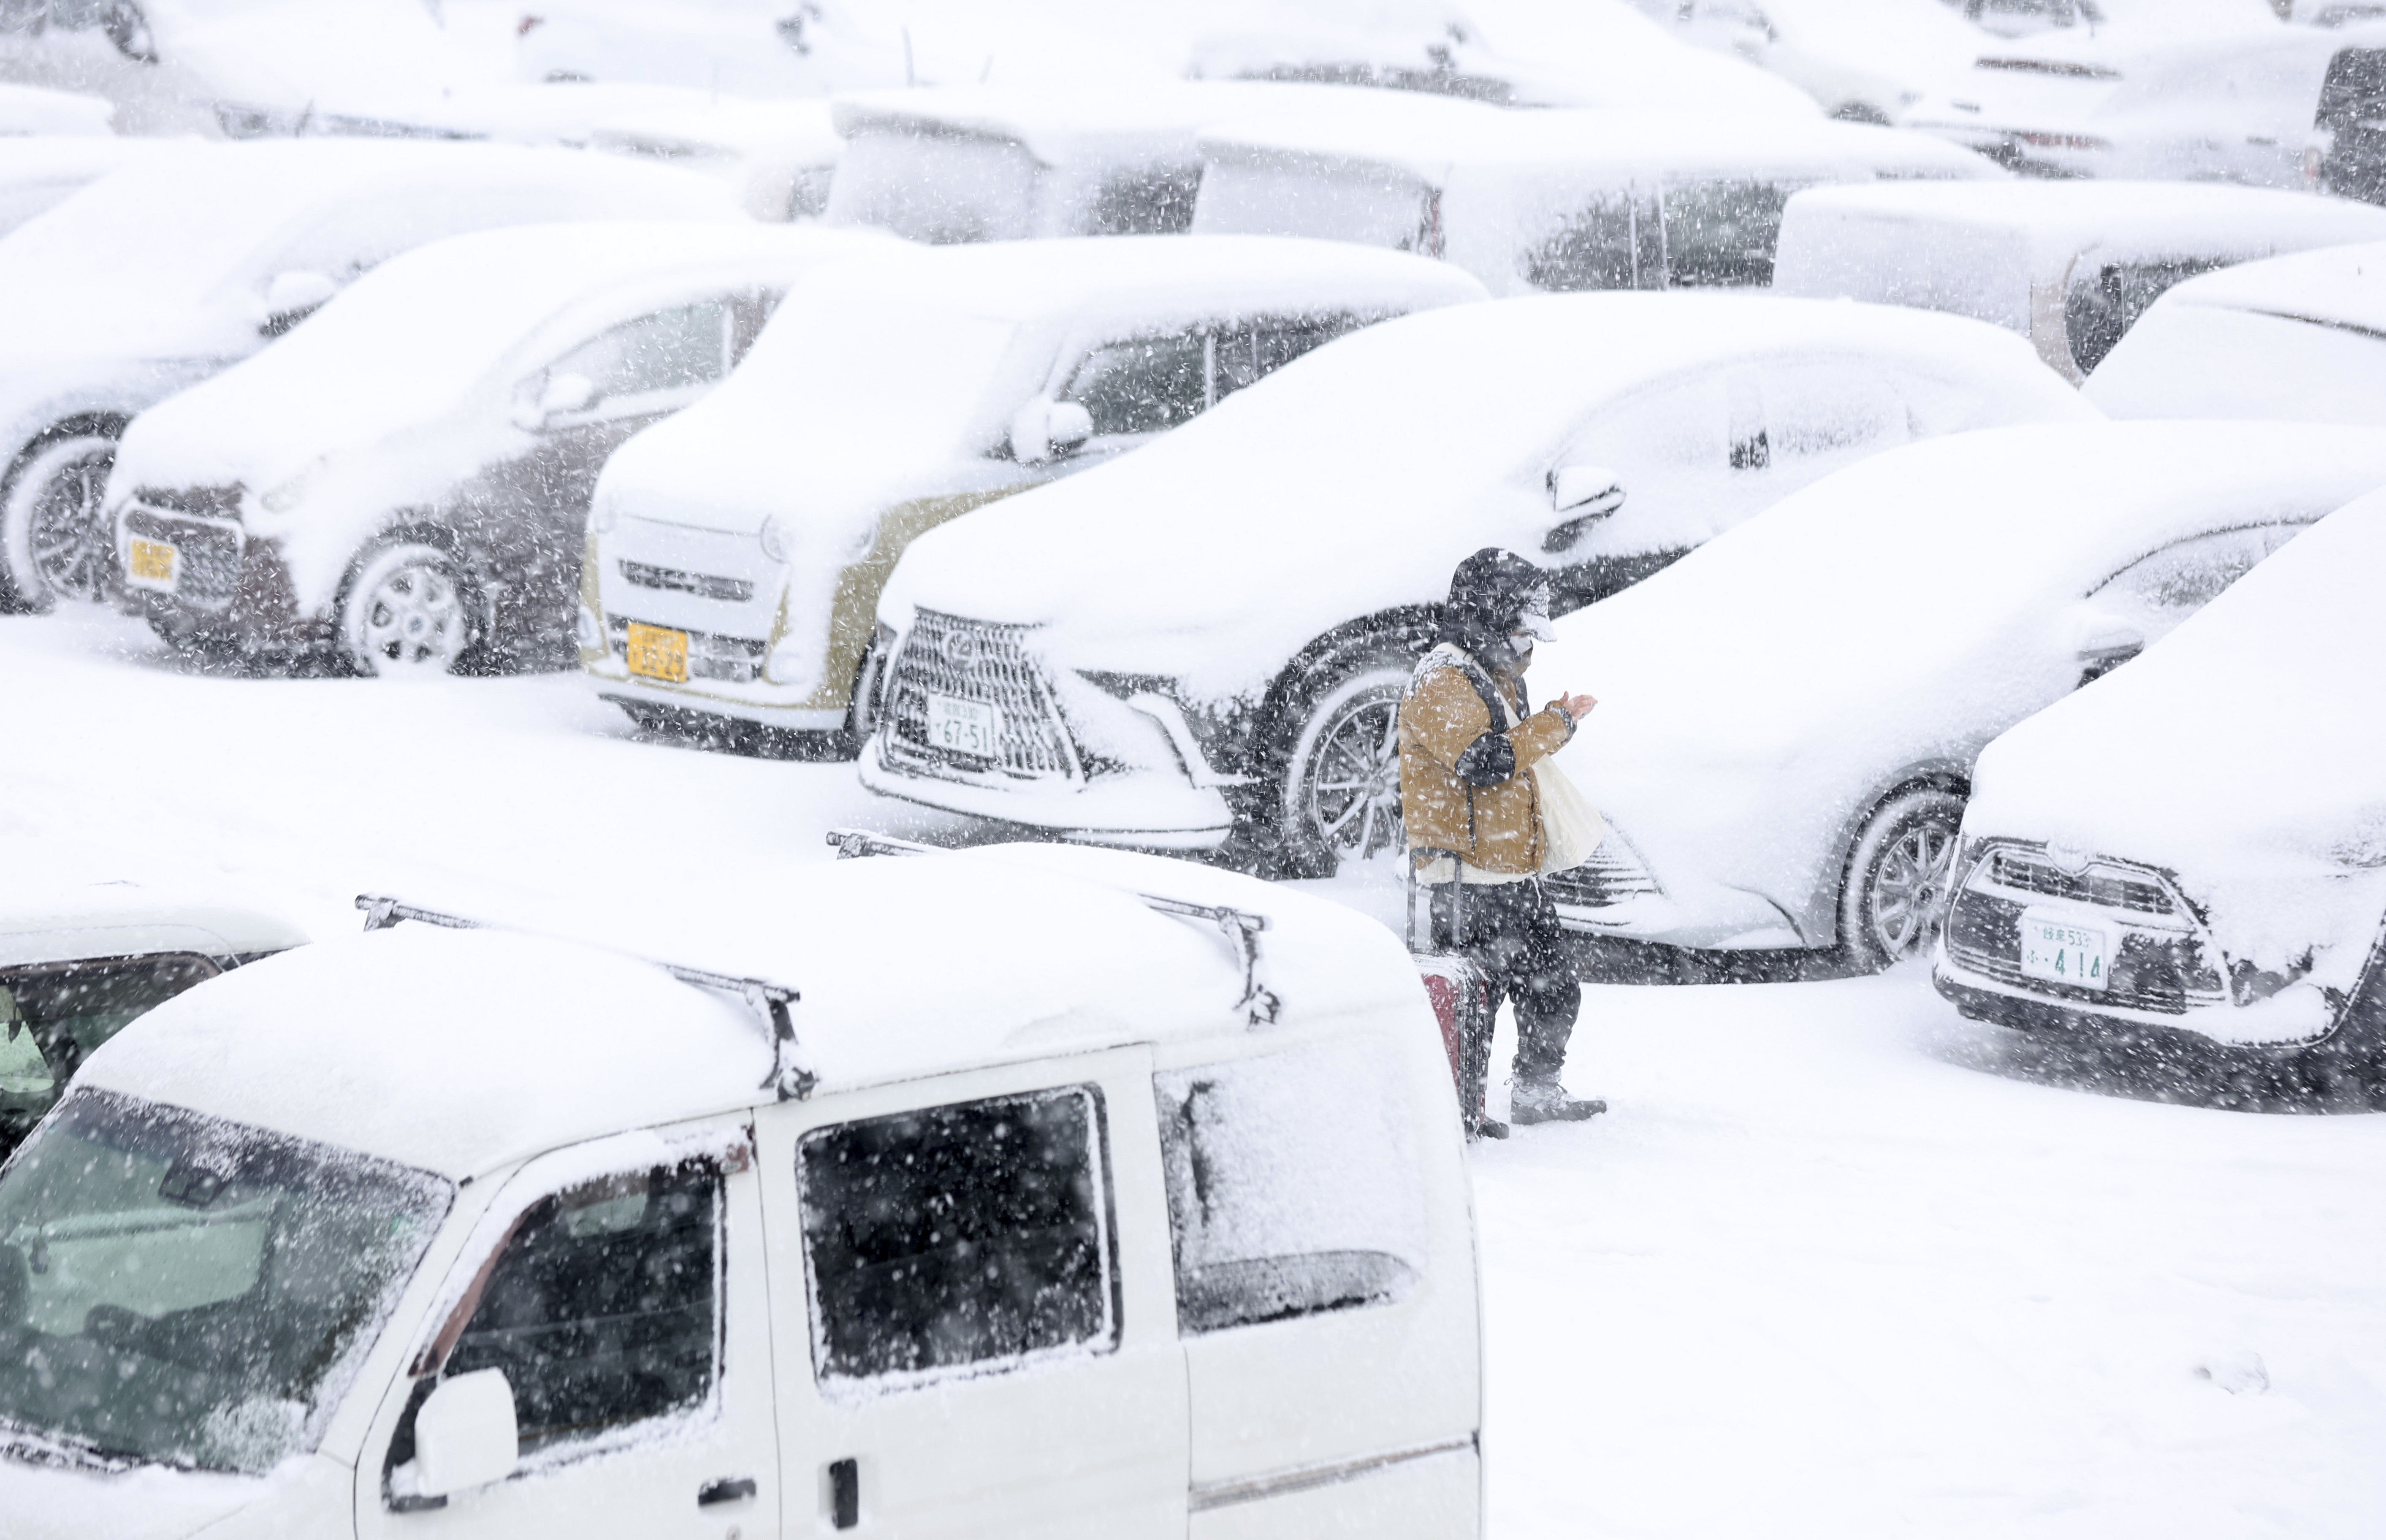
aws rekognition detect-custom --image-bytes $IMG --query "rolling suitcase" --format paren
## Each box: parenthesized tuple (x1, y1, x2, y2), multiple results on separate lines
(1407, 848, 1503, 1141)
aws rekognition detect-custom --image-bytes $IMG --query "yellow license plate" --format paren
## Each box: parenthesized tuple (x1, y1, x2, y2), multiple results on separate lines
(127, 537, 178, 586)
(624, 621, 689, 683)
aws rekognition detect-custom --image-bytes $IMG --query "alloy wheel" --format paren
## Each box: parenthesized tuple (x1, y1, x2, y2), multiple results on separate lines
(25, 449, 115, 604)
(1868, 818, 1957, 958)
(355, 561, 469, 673)
(1304, 688, 1406, 865)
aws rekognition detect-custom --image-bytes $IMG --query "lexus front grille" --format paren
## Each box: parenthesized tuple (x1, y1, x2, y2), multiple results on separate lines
(885, 609, 1077, 781)
(130, 484, 242, 520)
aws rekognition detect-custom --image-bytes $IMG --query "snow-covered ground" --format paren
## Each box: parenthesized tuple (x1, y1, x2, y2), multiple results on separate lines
(9, 609, 2381, 1537)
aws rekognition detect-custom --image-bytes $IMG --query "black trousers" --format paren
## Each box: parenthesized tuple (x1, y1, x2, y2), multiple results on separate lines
(1429, 878, 1581, 1085)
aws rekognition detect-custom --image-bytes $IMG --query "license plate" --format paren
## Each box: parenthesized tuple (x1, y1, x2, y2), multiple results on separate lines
(2019, 909, 2108, 990)
(926, 693, 1001, 757)
(127, 537, 178, 589)
(624, 621, 689, 683)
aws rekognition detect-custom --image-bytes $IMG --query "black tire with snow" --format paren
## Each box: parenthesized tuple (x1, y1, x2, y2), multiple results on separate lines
(1838, 785, 1966, 971)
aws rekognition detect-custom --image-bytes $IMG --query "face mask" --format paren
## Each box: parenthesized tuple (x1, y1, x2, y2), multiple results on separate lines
(1513, 597, 1555, 648)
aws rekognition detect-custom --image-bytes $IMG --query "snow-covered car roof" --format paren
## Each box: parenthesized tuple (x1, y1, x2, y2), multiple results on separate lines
(595, 233, 1485, 550)
(0, 81, 115, 136)
(0, 884, 310, 970)
(830, 80, 1352, 168)
(1962, 485, 2386, 1036)
(110, 221, 885, 506)
(1535, 420, 2386, 935)
(0, 134, 160, 238)
(1196, 96, 2000, 188)
(73, 845, 1427, 1180)
(877, 292, 2086, 704)
(2082, 241, 2386, 422)
(1774, 182, 2386, 335)
(0, 138, 739, 355)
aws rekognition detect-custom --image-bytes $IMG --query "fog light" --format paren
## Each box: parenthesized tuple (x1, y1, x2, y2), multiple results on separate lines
(766, 636, 807, 683)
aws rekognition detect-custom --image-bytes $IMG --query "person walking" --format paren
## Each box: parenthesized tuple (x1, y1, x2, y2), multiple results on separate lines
(1399, 548, 1606, 1129)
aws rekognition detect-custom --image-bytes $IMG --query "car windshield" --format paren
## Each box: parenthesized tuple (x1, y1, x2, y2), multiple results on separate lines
(826, 130, 1044, 243)
(0, 1090, 450, 1474)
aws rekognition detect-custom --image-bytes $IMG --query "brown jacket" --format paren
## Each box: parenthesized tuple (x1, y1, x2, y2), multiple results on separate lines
(1398, 649, 1577, 876)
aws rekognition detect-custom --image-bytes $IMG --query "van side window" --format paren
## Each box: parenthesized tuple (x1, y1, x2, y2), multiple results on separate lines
(1060, 334, 1209, 437)
(1522, 188, 1665, 293)
(1661, 179, 1800, 288)
(0, 954, 220, 1084)
(2063, 258, 2227, 376)
(798, 1086, 1116, 1384)
(540, 301, 734, 415)
(441, 1160, 721, 1454)
(1153, 1038, 1426, 1336)
(1213, 313, 1364, 400)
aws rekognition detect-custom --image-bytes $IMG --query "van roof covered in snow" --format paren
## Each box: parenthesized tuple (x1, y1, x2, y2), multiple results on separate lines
(73, 844, 1428, 1180)
(829, 80, 1361, 168)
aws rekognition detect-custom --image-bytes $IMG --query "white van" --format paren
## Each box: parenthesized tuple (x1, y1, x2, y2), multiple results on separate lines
(0, 841, 1480, 1540)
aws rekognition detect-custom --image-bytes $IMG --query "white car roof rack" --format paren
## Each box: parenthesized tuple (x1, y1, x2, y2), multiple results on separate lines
(824, 830, 1282, 1027)
(355, 894, 818, 1100)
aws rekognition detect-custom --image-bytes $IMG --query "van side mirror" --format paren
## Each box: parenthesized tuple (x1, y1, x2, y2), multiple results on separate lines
(2074, 614, 2144, 685)
(1009, 398, 1094, 464)
(513, 372, 597, 431)
(413, 1369, 519, 1499)
(1544, 464, 1626, 553)
(259, 269, 339, 336)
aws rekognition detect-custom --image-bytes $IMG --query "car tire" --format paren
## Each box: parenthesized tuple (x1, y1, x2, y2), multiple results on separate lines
(0, 433, 119, 613)
(338, 542, 482, 677)
(1838, 786, 1965, 971)
(1275, 650, 1413, 879)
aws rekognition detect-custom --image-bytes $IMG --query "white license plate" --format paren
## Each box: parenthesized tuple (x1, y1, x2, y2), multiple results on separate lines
(2018, 909, 2108, 991)
(926, 694, 1002, 758)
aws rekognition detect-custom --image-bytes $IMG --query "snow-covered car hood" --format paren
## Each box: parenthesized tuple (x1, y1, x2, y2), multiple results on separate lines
(0, 1448, 345, 1540)
(1963, 486, 2386, 1030)
(1533, 422, 2386, 935)
(878, 292, 2081, 705)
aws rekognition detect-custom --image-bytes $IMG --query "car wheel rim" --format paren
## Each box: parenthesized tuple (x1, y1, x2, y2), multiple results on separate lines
(1306, 690, 1404, 865)
(358, 563, 466, 672)
(1871, 819, 1957, 957)
(27, 453, 113, 603)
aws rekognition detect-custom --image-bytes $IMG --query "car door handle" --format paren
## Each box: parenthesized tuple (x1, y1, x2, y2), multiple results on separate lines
(698, 1477, 758, 1507)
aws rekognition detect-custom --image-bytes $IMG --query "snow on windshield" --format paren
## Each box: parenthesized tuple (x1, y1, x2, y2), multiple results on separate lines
(0, 144, 294, 308)
(826, 129, 1045, 243)
(0, 1090, 449, 1475)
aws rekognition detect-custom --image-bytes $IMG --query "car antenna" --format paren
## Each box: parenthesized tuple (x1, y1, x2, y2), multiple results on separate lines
(354, 894, 817, 1100)
(824, 830, 1282, 1027)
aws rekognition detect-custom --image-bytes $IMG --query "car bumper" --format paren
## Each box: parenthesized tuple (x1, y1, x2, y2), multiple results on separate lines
(116, 506, 327, 651)
(857, 729, 1234, 848)
(583, 653, 849, 733)
(1933, 946, 2350, 1052)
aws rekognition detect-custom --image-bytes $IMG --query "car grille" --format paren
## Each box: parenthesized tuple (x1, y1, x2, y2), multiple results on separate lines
(1544, 838, 1663, 909)
(884, 609, 1076, 781)
(606, 615, 765, 684)
(1989, 849, 2175, 915)
(122, 507, 242, 612)
(131, 484, 242, 520)
(618, 559, 753, 605)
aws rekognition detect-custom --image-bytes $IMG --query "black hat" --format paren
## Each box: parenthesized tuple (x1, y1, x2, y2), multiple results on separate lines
(1440, 548, 1548, 664)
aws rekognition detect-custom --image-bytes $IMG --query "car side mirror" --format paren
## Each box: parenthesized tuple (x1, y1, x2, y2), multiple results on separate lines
(1544, 464, 1626, 553)
(258, 269, 339, 336)
(413, 1369, 519, 1499)
(1009, 398, 1094, 464)
(513, 371, 597, 432)
(2074, 614, 2144, 684)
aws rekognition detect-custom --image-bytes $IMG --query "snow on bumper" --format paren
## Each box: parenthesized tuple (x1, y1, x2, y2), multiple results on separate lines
(858, 732, 1236, 847)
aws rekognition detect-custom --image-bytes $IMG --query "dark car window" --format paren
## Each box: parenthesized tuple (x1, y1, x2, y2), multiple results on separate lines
(1213, 313, 1364, 399)
(1084, 163, 1203, 236)
(2317, 48, 2386, 204)
(1061, 333, 1209, 437)
(545, 301, 732, 409)
(2064, 258, 2229, 375)
(1522, 188, 1666, 293)
(1661, 179, 1801, 288)
(0, 954, 222, 1150)
(797, 1086, 1116, 1384)
(439, 1159, 721, 1454)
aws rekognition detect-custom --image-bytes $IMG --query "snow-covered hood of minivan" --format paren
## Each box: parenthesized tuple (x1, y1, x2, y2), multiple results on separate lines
(0, 1445, 333, 1540)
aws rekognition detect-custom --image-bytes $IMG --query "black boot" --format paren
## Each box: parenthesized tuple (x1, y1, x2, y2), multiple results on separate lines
(1510, 1079, 1605, 1125)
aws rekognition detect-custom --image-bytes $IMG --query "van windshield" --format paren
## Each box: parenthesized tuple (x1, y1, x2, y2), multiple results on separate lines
(0, 1090, 450, 1474)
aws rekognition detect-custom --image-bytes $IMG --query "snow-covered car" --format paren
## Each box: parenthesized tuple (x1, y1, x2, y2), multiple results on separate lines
(0, 79, 114, 133)
(1527, 420, 2386, 971)
(0, 138, 737, 618)
(0, 133, 152, 237)
(0, 845, 1481, 1540)
(1934, 486, 2386, 1099)
(1773, 179, 2386, 379)
(589, 95, 843, 221)
(1190, 93, 2003, 296)
(1186, 0, 1824, 118)
(1632, 0, 1989, 125)
(582, 235, 1483, 751)
(0, 883, 304, 1161)
(2082, 240, 2386, 423)
(1906, 24, 2386, 192)
(822, 81, 1351, 244)
(857, 293, 2088, 873)
(107, 222, 880, 677)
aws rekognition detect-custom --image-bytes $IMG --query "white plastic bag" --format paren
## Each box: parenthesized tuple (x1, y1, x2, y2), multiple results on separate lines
(1532, 759, 1606, 875)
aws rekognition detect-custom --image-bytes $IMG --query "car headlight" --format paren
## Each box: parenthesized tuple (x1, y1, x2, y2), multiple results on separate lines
(759, 513, 793, 563)
(588, 491, 620, 536)
(257, 458, 326, 515)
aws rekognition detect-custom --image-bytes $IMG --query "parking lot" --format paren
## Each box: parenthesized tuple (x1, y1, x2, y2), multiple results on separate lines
(14, 610, 2382, 1539)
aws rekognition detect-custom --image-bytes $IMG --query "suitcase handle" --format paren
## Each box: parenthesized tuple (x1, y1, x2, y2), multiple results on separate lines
(1406, 847, 1464, 954)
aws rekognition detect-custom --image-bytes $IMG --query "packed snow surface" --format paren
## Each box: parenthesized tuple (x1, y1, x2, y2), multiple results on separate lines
(1534, 421, 2386, 945)
(1963, 487, 2386, 1042)
(2086, 241, 2386, 424)
(0, 882, 308, 969)
(877, 292, 2086, 704)
(3, 608, 2382, 1535)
